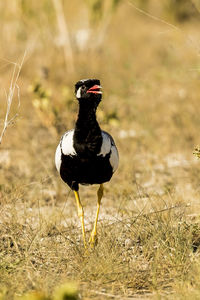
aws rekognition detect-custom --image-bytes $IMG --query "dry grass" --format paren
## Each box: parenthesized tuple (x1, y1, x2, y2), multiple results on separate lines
(1, 1, 200, 299)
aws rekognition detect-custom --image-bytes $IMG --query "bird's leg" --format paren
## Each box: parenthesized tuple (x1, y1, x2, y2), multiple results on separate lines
(74, 190, 87, 249)
(89, 184, 104, 247)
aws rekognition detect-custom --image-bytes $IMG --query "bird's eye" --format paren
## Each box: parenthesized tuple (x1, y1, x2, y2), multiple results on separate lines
(81, 85, 86, 90)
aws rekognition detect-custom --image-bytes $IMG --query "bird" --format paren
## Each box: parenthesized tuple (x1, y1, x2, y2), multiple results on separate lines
(55, 78, 119, 248)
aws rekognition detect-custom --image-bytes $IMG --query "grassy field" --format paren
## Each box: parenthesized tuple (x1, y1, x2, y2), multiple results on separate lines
(1, 1, 200, 299)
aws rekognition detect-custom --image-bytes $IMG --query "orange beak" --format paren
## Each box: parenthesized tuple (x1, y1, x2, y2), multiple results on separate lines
(87, 85, 102, 94)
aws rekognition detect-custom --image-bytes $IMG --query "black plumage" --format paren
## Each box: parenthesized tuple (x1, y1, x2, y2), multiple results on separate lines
(55, 78, 119, 248)
(60, 135, 113, 191)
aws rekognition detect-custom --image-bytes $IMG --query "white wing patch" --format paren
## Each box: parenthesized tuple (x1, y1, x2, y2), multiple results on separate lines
(98, 131, 119, 173)
(61, 130, 76, 156)
(55, 144, 62, 172)
(55, 130, 76, 173)
(110, 144, 119, 172)
(98, 131, 111, 156)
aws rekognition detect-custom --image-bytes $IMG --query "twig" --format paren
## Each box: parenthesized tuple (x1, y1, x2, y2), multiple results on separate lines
(94, 6, 113, 49)
(0, 51, 26, 145)
(191, 0, 200, 13)
(90, 289, 151, 299)
(128, 1, 179, 31)
(127, 1, 200, 55)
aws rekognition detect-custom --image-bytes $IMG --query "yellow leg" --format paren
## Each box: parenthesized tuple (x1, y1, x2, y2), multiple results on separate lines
(74, 191, 87, 249)
(89, 184, 104, 247)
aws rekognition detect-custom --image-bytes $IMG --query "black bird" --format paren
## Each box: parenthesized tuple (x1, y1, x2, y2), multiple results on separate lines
(55, 79, 119, 248)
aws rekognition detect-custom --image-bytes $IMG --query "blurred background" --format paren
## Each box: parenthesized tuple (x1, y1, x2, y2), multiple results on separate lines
(1, 0, 200, 201)
(1, 0, 200, 297)
(1, 0, 200, 223)
(0, 0, 200, 220)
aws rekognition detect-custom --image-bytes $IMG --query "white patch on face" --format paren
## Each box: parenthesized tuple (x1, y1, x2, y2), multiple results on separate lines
(61, 129, 76, 156)
(55, 144, 62, 172)
(76, 87, 82, 99)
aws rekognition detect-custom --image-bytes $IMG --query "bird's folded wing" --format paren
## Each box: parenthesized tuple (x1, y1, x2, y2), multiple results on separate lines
(98, 131, 119, 172)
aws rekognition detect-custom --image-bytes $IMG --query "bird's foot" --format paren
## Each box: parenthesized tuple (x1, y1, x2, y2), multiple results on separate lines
(89, 230, 98, 248)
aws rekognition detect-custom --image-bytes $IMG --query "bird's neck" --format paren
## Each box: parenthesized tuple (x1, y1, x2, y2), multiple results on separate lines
(75, 103, 101, 137)
(74, 103, 102, 154)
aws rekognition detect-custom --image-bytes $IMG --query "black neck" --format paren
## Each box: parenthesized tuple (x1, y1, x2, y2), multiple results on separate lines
(73, 102, 102, 155)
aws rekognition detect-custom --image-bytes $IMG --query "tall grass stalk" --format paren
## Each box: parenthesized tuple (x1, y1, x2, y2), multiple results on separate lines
(52, 0, 75, 73)
(0, 51, 26, 145)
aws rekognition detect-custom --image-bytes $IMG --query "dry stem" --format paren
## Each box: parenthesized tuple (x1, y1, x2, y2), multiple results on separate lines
(52, 0, 75, 73)
(0, 52, 26, 145)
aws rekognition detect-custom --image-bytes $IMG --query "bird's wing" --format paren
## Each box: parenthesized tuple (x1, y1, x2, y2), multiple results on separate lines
(60, 129, 76, 156)
(55, 129, 76, 172)
(55, 143, 62, 172)
(98, 131, 119, 172)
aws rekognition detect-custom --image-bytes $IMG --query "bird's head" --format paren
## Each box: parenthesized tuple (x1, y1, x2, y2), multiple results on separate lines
(75, 79, 102, 106)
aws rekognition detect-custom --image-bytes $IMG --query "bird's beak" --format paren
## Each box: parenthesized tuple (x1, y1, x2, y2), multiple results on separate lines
(87, 85, 102, 94)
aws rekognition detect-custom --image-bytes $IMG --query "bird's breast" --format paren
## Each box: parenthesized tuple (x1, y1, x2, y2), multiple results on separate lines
(60, 152, 113, 185)
(73, 131, 102, 156)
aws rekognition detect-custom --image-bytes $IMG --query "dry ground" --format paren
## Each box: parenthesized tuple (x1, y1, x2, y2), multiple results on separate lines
(1, 1, 200, 299)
